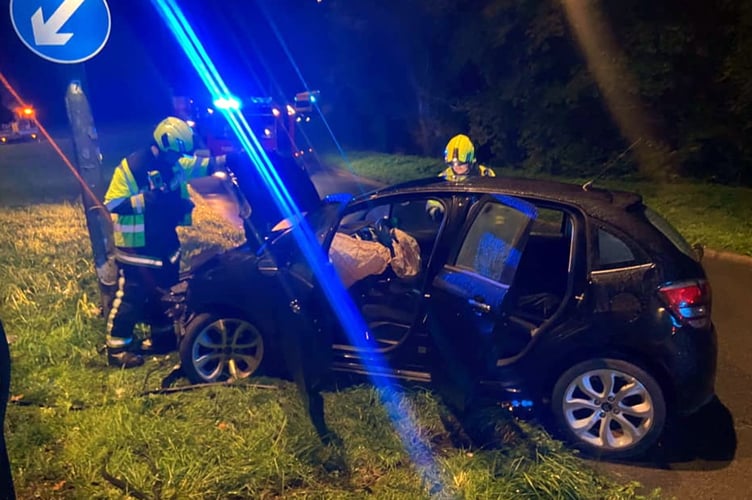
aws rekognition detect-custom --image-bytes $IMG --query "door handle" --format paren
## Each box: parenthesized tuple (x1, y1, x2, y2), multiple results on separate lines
(468, 298, 491, 313)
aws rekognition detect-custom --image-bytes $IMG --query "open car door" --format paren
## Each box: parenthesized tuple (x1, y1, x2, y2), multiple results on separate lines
(427, 194, 537, 412)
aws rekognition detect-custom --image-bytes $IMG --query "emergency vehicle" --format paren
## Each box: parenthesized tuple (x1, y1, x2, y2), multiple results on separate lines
(0, 105, 39, 144)
(172, 91, 319, 158)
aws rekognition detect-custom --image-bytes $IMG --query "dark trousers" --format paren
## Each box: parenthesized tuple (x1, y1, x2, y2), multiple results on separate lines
(0, 320, 16, 499)
(106, 260, 179, 351)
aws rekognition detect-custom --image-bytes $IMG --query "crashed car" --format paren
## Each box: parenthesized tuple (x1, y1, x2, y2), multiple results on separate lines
(168, 173, 717, 459)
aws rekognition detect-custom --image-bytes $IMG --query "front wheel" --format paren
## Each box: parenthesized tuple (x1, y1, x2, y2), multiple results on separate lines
(180, 313, 268, 384)
(550, 358, 666, 460)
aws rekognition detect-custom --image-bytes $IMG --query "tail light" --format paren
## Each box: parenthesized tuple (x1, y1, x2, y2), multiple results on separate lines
(658, 280, 711, 329)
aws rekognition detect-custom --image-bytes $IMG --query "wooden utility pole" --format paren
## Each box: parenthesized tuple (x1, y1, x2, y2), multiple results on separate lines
(65, 81, 118, 317)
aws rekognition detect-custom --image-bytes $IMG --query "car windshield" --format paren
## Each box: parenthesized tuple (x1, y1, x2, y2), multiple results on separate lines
(644, 207, 699, 261)
(269, 193, 352, 248)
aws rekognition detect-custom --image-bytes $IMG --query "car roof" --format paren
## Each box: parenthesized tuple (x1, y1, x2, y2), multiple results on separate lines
(359, 176, 644, 216)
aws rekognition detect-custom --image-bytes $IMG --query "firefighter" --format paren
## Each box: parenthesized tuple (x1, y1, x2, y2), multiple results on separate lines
(427, 134, 496, 220)
(104, 117, 227, 368)
(439, 134, 495, 179)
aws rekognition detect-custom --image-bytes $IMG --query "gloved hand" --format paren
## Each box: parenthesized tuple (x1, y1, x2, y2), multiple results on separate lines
(374, 219, 395, 257)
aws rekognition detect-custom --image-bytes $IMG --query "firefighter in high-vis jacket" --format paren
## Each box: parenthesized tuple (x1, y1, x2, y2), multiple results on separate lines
(427, 134, 496, 219)
(439, 134, 496, 179)
(103, 117, 227, 368)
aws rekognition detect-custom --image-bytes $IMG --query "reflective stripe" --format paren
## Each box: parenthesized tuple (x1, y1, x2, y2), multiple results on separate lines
(111, 213, 146, 247)
(105, 271, 133, 350)
(106, 272, 125, 334)
(115, 251, 164, 268)
(106, 336, 134, 349)
(112, 222, 145, 233)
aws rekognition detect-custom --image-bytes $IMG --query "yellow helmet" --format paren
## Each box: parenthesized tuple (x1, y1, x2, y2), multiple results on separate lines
(153, 116, 194, 155)
(444, 134, 475, 166)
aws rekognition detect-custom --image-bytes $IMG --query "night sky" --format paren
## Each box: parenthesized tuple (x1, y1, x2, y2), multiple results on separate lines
(0, 0, 318, 127)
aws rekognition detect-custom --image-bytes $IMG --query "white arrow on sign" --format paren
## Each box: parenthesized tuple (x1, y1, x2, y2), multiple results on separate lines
(31, 0, 86, 46)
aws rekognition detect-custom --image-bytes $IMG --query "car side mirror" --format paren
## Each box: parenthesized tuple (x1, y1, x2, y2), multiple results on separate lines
(257, 257, 279, 277)
(693, 243, 704, 261)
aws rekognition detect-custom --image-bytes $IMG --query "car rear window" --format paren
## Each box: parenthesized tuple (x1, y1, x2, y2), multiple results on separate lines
(597, 229, 636, 268)
(643, 207, 699, 261)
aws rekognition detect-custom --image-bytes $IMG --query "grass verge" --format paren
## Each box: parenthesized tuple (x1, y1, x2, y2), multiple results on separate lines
(0, 196, 659, 498)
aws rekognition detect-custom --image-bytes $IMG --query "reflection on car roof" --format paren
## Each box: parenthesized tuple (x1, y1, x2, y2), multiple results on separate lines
(359, 176, 643, 214)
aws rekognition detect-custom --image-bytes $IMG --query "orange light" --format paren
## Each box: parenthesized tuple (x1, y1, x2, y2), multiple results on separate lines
(23, 107, 34, 116)
(0, 71, 105, 212)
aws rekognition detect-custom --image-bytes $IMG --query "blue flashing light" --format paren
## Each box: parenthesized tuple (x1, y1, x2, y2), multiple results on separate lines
(213, 96, 241, 110)
(150, 1, 444, 492)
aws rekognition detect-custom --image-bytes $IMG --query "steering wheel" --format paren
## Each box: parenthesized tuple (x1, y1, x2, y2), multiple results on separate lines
(372, 217, 397, 253)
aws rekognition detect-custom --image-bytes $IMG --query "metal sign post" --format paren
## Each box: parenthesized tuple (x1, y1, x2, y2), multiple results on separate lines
(11, 0, 115, 315)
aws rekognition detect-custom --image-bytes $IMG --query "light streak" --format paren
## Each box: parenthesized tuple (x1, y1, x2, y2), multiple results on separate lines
(150, 1, 445, 493)
(0, 71, 107, 214)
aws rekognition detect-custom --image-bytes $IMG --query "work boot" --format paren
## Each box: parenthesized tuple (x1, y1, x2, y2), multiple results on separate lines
(107, 348, 144, 369)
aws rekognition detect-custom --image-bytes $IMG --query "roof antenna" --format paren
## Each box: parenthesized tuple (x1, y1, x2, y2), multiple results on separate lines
(582, 138, 642, 191)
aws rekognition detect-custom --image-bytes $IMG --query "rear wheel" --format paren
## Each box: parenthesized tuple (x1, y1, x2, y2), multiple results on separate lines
(180, 313, 268, 384)
(551, 358, 666, 459)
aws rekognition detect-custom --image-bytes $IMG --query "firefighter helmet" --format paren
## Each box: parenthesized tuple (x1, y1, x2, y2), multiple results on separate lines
(153, 117, 194, 155)
(444, 134, 475, 166)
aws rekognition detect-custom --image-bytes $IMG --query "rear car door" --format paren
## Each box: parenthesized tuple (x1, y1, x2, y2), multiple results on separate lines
(427, 194, 537, 410)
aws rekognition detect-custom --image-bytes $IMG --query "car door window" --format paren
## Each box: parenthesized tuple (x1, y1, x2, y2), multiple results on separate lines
(329, 196, 444, 350)
(455, 201, 531, 283)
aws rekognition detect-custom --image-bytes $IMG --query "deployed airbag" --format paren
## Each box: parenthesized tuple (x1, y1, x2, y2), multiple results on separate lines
(329, 228, 421, 288)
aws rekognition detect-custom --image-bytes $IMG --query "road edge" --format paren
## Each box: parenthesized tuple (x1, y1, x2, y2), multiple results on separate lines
(703, 247, 752, 266)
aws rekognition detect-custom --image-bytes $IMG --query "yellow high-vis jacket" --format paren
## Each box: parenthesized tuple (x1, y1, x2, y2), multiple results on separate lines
(438, 164, 496, 180)
(104, 148, 218, 267)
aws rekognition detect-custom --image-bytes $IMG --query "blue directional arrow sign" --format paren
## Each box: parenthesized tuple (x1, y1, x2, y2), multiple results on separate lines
(10, 0, 111, 64)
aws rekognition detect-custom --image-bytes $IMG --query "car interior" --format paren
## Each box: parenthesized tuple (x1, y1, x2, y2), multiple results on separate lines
(499, 205, 573, 357)
(332, 197, 444, 351)
(329, 197, 574, 357)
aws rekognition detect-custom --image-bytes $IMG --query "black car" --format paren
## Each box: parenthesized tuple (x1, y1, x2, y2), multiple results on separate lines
(170, 174, 717, 459)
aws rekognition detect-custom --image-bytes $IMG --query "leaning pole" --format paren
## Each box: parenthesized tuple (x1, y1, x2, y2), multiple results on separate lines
(65, 81, 118, 318)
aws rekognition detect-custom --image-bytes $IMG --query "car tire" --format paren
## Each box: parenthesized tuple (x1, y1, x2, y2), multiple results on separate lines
(550, 358, 666, 460)
(180, 312, 268, 384)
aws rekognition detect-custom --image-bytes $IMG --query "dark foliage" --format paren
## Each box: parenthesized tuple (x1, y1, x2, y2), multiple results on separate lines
(278, 0, 752, 184)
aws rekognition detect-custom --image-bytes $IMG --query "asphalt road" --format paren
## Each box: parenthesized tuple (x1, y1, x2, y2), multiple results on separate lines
(192, 166, 752, 499)
(594, 256, 752, 500)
